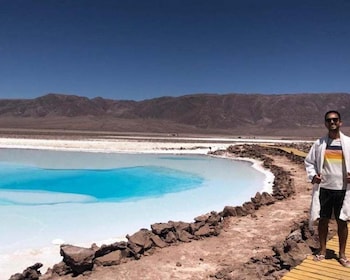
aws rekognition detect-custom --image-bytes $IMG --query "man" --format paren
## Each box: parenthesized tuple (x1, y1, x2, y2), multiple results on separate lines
(305, 110, 350, 267)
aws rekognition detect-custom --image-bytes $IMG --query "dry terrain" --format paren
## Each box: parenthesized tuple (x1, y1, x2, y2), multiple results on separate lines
(1, 92, 350, 138)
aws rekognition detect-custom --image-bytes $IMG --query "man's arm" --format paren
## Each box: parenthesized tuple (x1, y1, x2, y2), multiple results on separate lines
(305, 143, 320, 183)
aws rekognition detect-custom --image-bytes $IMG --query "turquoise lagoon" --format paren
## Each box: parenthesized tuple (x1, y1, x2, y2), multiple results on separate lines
(0, 148, 272, 276)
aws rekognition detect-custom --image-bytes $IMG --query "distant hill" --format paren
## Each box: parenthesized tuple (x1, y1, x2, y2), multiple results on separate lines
(0, 92, 349, 138)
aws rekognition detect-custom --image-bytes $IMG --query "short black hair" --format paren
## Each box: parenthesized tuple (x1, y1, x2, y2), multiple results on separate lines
(324, 110, 341, 121)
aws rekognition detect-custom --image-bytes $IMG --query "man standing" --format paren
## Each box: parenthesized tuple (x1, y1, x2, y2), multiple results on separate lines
(305, 110, 350, 267)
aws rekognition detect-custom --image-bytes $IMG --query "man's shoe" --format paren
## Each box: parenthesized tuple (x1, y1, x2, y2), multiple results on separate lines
(339, 257, 350, 268)
(313, 254, 325, 261)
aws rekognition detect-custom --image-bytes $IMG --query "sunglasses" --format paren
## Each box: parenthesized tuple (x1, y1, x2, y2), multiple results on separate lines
(325, 118, 339, 123)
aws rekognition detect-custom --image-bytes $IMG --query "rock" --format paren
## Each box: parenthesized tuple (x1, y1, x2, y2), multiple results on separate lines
(127, 229, 153, 250)
(173, 221, 191, 232)
(241, 256, 282, 279)
(235, 206, 248, 216)
(150, 234, 168, 248)
(95, 241, 128, 258)
(277, 241, 312, 267)
(190, 221, 206, 233)
(194, 224, 212, 237)
(151, 222, 174, 235)
(176, 229, 194, 242)
(60, 245, 95, 275)
(206, 211, 222, 226)
(127, 241, 143, 255)
(194, 213, 210, 222)
(242, 201, 255, 214)
(173, 221, 193, 241)
(261, 192, 275, 205)
(221, 206, 237, 217)
(287, 229, 302, 243)
(47, 261, 71, 277)
(94, 250, 127, 266)
(273, 227, 313, 268)
(9, 263, 43, 280)
(126, 228, 156, 257)
(164, 231, 177, 243)
(251, 192, 262, 206)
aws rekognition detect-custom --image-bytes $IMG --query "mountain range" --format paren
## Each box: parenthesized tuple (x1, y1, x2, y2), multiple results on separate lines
(0, 92, 349, 138)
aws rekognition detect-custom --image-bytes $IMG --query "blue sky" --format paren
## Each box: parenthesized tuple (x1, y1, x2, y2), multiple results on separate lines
(0, 0, 349, 101)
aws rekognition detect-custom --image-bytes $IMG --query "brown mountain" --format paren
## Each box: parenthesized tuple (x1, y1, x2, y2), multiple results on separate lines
(0, 92, 349, 138)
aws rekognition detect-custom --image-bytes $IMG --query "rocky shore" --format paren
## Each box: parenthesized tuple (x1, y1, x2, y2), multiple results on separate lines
(9, 143, 330, 280)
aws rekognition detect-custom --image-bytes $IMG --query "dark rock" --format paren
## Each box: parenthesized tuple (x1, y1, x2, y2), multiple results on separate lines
(126, 228, 156, 257)
(221, 206, 237, 217)
(194, 224, 212, 237)
(9, 263, 43, 280)
(206, 211, 222, 226)
(260, 192, 275, 205)
(173, 221, 193, 241)
(235, 206, 248, 216)
(47, 261, 72, 277)
(127, 242, 143, 255)
(242, 202, 255, 214)
(94, 250, 127, 266)
(194, 213, 210, 223)
(173, 221, 191, 232)
(164, 231, 177, 243)
(273, 228, 313, 267)
(276, 241, 312, 268)
(60, 245, 95, 275)
(176, 229, 194, 242)
(127, 229, 153, 250)
(95, 241, 128, 258)
(240, 256, 283, 280)
(151, 222, 174, 235)
(251, 192, 262, 207)
(150, 234, 169, 248)
(190, 221, 206, 232)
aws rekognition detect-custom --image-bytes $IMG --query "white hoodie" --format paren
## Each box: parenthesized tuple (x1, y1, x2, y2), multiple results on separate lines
(305, 132, 350, 229)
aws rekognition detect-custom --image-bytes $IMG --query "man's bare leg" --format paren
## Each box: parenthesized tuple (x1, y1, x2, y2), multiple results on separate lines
(337, 219, 348, 259)
(318, 218, 329, 256)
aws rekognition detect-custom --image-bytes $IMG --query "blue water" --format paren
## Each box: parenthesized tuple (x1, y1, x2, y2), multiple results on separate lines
(0, 148, 271, 263)
(0, 163, 203, 204)
(0, 149, 269, 208)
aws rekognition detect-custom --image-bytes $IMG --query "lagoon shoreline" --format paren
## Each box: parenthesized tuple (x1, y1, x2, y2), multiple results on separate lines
(2, 135, 312, 280)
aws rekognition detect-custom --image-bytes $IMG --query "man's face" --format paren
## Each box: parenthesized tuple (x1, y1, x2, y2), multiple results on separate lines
(325, 113, 342, 131)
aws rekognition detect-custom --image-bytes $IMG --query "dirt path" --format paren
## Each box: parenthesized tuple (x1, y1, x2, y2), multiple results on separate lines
(47, 154, 312, 280)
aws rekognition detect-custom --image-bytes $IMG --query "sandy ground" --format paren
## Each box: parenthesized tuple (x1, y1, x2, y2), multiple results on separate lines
(1, 136, 313, 279)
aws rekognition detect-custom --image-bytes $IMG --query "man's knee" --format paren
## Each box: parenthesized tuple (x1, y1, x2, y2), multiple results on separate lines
(319, 218, 330, 225)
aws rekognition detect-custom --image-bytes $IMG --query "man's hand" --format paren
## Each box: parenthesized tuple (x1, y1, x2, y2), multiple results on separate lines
(347, 172, 350, 184)
(311, 174, 322, 184)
